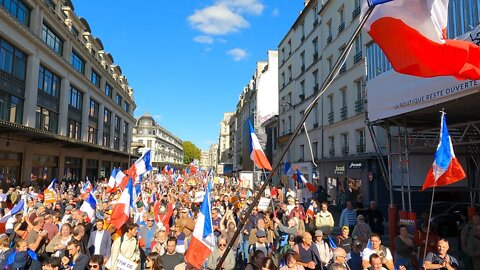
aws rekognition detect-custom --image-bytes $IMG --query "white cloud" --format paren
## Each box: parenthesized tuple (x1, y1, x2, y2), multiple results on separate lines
(271, 8, 279, 17)
(193, 35, 214, 44)
(227, 48, 248, 61)
(218, 0, 265, 15)
(153, 114, 163, 121)
(188, 3, 249, 35)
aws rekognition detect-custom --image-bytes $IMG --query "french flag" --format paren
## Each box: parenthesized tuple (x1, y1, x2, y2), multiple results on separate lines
(81, 179, 93, 194)
(185, 183, 215, 269)
(0, 199, 25, 223)
(46, 178, 56, 193)
(364, 0, 480, 80)
(249, 120, 272, 171)
(110, 179, 134, 229)
(296, 170, 318, 192)
(422, 113, 466, 190)
(80, 193, 97, 222)
(107, 168, 119, 193)
(306, 204, 315, 218)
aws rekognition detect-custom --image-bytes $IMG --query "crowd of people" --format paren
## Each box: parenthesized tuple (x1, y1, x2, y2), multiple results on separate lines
(0, 174, 477, 270)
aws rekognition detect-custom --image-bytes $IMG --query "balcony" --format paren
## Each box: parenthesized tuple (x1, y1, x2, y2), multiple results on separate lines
(353, 51, 363, 64)
(341, 146, 349, 155)
(313, 19, 318, 27)
(313, 52, 318, 61)
(328, 112, 334, 124)
(352, 6, 361, 20)
(340, 106, 348, 120)
(327, 34, 332, 44)
(338, 22, 345, 34)
(329, 149, 335, 157)
(357, 144, 366, 153)
(339, 63, 347, 74)
(355, 99, 365, 114)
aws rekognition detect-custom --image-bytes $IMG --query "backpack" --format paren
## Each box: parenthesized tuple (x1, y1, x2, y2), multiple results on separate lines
(249, 242, 270, 254)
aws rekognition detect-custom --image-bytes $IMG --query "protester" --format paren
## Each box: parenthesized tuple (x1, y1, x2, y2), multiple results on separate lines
(315, 203, 334, 234)
(347, 240, 363, 270)
(337, 226, 353, 253)
(424, 239, 459, 270)
(246, 250, 266, 270)
(145, 252, 163, 270)
(362, 234, 394, 270)
(108, 223, 141, 270)
(351, 215, 371, 246)
(279, 251, 304, 270)
(294, 232, 316, 270)
(330, 248, 348, 270)
(312, 230, 331, 269)
(160, 236, 184, 270)
(339, 202, 356, 233)
(47, 223, 73, 257)
(206, 236, 235, 270)
(61, 239, 89, 270)
(87, 255, 104, 270)
(393, 225, 415, 270)
(87, 219, 112, 261)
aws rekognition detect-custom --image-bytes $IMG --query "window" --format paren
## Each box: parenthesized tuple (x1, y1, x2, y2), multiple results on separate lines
(89, 99, 98, 120)
(313, 69, 318, 91)
(70, 50, 85, 74)
(41, 23, 63, 55)
(313, 142, 318, 159)
(123, 102, 130, 113)
(355, 79, 365, 113)
(312, 38, 318, 59)
(35, 106, 58, 133)
(2, 0, 30, 26)
(287, 39, 292, 55)
(115, 94, 122, 106)
(104, 108, 111, 126)
(327, 20, 332, 43)
(0, 38, 27, 81)
(71, 26, 79, 37)
(123, 121, 129, 135)
(0, 93, 23, 124)
(329, 136, 335, 156)
(103, 132, 110, 147)
(105, 83, 112, 97)
(366, 42, 393, 79)
(288, 115, 292, 133)
(338, 6, 345, 34)
(299, 144, 304, 161)
(88, 126, 97, 144)
(300, 80, 305, 99)
(68, 119, 81, 139)
(356, 128, 366, 153)
(313, 104, 318, 126)
(91, 69, 101, 88)
(288, 65, 292, 82)
(327, 56, 333, 71)
(341, 133, 349, 155)
(281, 72, 285, 87)
(38, 65, 60, 97)
(354, 34, 363, 64)
(113, 136, 120, 150)
(328, 94, 334, 124)
(147, 140, 152, 148)
(300, 51, 305, 72)
(114, 116, 120, 132)
(300, 23, 305, 41)
(68, 86, 82, 110)
(447, 0, 480, 38)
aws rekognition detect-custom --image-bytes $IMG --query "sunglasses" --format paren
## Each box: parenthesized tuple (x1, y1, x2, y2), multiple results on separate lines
(147, 220, 155, 222)
(258, 236, 266, 238)
(218, 243, 227, 247)
(88, 265, 99, 269)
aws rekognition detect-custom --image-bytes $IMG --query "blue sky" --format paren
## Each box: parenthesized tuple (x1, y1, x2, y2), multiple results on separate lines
(74, 0, 303, 150)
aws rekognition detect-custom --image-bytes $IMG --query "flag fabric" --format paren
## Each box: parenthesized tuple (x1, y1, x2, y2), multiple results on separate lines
(0, 199, 25, 223)
(81, 179, 93, 194)
(110, 179, 134, 229)
(422, 113, 466, 190)
(185, 183, 215, 269)
(328, 235, 337, 249)
(306, 204, 315, 218)
(296, 170, 318, 192)
(249, 120, 272, 171)
(46, 178, 56, 193)
(107, 168, 119, 188)
(80, 193, 97, 222)
(364, 0, 480, 80)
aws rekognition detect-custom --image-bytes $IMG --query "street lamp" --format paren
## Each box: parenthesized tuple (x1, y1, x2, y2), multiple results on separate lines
(129, 141, 145, 165)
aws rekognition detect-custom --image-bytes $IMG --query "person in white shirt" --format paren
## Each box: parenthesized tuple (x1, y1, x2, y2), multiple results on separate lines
(87, 219, 112, 261)
(313, 230, 332, 268)
(362, 234, 394, 270)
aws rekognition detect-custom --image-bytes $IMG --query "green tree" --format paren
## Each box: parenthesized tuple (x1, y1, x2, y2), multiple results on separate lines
(183, 141, 201, 164)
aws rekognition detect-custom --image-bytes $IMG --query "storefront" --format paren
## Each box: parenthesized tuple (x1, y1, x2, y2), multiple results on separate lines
(0, 151, 21, 189)
(32, 154, 58, 186)
(318, 157, 382, 209)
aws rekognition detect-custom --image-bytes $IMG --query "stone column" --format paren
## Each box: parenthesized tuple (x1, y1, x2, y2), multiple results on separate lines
(22, 55, 40, 128)
(58, 77, 70, 136)
(81, 91, 90, 141)
(98, 103, 104, 146)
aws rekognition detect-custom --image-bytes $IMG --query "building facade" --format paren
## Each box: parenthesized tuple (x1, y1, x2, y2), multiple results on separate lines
(0, 0, 137, 187)
(277, 0, 387, 206)
(228, 50, 279, 174)
(132, 114, 183, 171)
(200, 144, 218, 171)
(218, 112, 234, 164)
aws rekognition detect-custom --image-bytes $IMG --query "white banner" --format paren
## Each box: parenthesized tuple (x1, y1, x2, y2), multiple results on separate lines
(258, 197, 271, 211)
(367, 23, 480, 122)
(194, 191, 205, 203)
(116, 253, 138, 270)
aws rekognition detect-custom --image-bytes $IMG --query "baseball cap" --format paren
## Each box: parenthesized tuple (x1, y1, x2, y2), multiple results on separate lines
(65, 205, 73, 211)
(315, 230, 323, 237)
(256, 230, 266, 237)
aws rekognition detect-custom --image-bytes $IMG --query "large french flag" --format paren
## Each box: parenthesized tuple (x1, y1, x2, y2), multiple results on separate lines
(249, 120, 272, 171)
(80, 193, 97, 222)
(110, 179, 134, 229)
(46, 178, 57, 193)
(296, 170, 318, 192)
(106, 168, 119, 193)
(422, 113, 466, 190)
(185, 183, 215, 269)
(0, 199, 25, 223)
(364, 0, 480, 80)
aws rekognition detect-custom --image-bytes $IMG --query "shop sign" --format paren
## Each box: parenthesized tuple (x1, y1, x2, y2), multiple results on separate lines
(349, 162, 363, 169)
(334, 165, 345, 175)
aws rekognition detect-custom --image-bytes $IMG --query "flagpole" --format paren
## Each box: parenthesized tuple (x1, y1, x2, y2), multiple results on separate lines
(215, 6, 376, 270)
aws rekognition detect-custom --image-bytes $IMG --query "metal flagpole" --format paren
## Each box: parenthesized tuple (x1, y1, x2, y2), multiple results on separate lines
(215, 6, 376, 270)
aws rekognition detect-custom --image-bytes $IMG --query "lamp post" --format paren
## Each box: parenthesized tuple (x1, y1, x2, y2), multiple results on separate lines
(129, 141, 145, 165)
